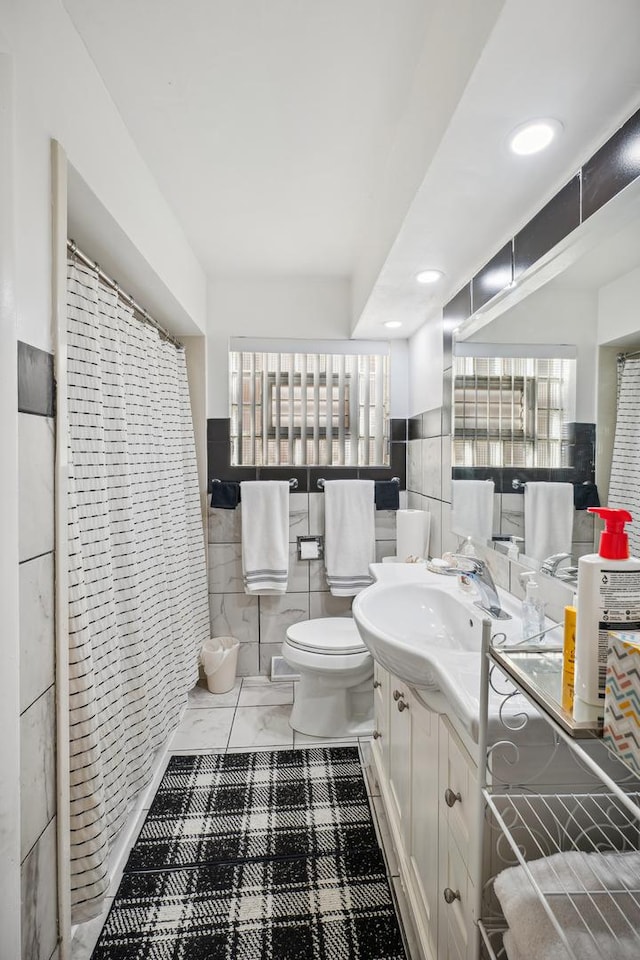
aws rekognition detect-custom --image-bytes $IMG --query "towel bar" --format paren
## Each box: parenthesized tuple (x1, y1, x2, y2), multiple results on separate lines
(512, 478, 526, 490)
(211, 477, 299, 490)
(316, 476, 400, 490)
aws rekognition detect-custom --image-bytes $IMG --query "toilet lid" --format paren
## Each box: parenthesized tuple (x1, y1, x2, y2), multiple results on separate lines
(286, 618, 367, 655)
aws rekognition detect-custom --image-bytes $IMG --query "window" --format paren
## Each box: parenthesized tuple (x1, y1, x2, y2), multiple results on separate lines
(229, 341, 390, 467)
(453, 353, 574, 468)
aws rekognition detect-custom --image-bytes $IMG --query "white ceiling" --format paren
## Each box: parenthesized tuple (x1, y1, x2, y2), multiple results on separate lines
(63, 0, 640, 340)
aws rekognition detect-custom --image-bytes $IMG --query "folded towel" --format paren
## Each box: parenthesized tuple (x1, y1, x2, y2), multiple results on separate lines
(324, 480, 375, 596)
(240, 481, 289, 594)
(574, 481, 600, 511)
(494, 849, 640, 960)
(451, 480, 495, 542)
(524, 482, 574, 562)
(210, 480, 241, 509)
(374, 479, 400, 511)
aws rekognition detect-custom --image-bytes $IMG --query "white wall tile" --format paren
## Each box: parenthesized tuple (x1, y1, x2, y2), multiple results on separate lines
(441, 435, 452, 504)
(19, 553, 54, 712)
(421, 437, 442, 500)
(258, 642, 285, 676)
(21, 817, 57, 960)
(500, 494, 525, 538)
(209, 594, 259, 645)
(259, 595, 310, 647)
(374, 510, 397, 541)
(287, 544, 310, 593)
(375, 541, 395, 562)
(208, 506, 241, 544)
(309, 592, 353, 619)
(308, 492, 324, 535)
(19, 414, 54, 563)
(20, 687, 56, 861)
(237, 642, 259, 677)
(308, 557, 329, 592)
(440, 502, 459, 555)
(288, 493, 309, 542)
(573, 509, 595, 545)
(208, 542, 244, 593)
(407, 439, 422, 493)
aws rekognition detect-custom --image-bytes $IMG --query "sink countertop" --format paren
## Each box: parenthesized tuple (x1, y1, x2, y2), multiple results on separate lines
(365, 563, 562, 746)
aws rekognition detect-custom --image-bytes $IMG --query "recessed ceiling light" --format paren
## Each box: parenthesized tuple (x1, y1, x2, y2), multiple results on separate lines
(383, 320, 403, 329)
(509, 119, 562, 156)
(415, 269, 443, 284)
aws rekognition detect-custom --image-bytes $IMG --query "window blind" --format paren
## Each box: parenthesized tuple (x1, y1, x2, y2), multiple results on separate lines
(229, 347, 390, 467)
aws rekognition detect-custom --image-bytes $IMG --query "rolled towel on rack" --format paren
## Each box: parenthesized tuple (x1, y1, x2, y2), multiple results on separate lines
(324, 480, 375, 596)
(240, 481, 289, 594)
(494, 849, 640, 960)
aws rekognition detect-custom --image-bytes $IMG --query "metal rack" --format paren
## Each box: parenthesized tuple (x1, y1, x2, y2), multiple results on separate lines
(478, 632, 640, 960)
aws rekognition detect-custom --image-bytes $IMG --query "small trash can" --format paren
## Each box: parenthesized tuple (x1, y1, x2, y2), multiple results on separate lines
(201, 636, 240, 694)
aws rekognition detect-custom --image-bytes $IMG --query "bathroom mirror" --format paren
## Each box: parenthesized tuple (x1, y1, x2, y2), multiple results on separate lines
(451, 176, 640, 561)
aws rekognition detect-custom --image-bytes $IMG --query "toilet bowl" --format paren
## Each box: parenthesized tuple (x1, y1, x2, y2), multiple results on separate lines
(282, 617, 374, 738)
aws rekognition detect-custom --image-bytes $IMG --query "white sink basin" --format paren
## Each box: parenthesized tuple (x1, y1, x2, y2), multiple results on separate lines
(352, 566, 523, 692)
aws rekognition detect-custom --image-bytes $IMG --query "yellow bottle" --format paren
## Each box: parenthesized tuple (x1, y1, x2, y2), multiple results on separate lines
(562, 605, 577, 714)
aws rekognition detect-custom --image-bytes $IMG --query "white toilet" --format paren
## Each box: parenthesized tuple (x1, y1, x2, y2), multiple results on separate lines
(282, 617, 374, 738)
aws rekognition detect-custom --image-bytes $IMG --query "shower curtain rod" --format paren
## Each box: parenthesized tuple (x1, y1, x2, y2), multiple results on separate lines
(67, 239, 183, 349)
(618, 349, 640, 362)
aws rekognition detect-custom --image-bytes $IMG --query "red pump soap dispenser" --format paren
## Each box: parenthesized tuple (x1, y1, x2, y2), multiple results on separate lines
(574, 507, 640, 723)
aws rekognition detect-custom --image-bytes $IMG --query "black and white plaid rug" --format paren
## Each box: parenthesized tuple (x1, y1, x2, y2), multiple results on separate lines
(92, 747, 407, 959)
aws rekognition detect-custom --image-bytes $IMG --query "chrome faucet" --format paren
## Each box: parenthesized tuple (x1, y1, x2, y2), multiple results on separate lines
(434, 555, 512, 620)
(541, 551, 578, 584)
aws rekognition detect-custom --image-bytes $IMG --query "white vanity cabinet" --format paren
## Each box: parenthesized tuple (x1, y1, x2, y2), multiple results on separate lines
(371, 667, 480, 960)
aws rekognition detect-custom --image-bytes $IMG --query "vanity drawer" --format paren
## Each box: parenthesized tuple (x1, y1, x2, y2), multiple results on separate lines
(440, 720, 477, 873)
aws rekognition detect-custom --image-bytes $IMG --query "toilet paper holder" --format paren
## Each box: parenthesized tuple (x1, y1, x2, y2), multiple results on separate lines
(297, 536, 324, 561)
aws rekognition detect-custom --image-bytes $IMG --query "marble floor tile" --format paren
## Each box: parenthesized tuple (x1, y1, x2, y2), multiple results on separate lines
(187, 679, 242, 708)
(228, 704, 294, 749)
(292, 731, 360, 750)
(169, 707, 236, 750)
(238, 678, 294, 707)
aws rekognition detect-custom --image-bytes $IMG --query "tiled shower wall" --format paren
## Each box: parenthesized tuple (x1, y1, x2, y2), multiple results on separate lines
(17, 342, 58, 960)
(208, 495, 400, 676)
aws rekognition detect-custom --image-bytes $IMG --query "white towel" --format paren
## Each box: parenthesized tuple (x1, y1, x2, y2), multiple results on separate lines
(324, 480, 375, 596)
(524, 482, 573, 563)
(494, 849, 640, 960)
(240, 481, 289, 594)
(451, 480, 495, 542)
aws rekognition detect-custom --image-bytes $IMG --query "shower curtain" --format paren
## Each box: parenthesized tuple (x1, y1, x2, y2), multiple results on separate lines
(609, 356, 640, 556)
(66, 260, 210, 922)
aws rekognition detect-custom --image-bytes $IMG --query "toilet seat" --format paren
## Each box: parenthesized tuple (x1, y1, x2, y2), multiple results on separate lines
(285, 617, 366, 656)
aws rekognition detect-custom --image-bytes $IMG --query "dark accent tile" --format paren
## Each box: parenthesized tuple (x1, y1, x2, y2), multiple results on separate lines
(309, 467, 359, 490)
(472, 241, 513, 312)
(514, 177, 580, 278)
(443, 284, 472, 366)
(390, 443, 407, 489)
(223, 466, 259, 482)
(422, 407, 442, 438)
(207, 418, 230, 442)
(408, 415, 422, 441)
(258, 467, 309, 492)
(583, 107, 640, 220)
(442, 367, 452, 436)
(390, 418, 407, 442)
(500, 467, 552, 494)
(207, 441, 230, 480)
(358, 467, 394, 482)
(17, 341, 54, 417)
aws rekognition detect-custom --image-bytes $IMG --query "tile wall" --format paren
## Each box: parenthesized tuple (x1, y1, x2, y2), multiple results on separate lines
(208, 494, 402, 676)
(17, 341, 58, 960)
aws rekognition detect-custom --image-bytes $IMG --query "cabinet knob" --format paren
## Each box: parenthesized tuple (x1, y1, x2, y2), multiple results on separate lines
(397, 699, 409, 712)
(373, 680, 381, 689)
(443, 887, 461, 905)
(393, 689, 403, 701)
(372, 730, 382, 740)
(444, 788, 462, 808)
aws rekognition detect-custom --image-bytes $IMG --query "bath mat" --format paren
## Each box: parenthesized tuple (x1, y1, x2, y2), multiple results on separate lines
(125, 746, 377, 871)
(91, 747, 407, 959)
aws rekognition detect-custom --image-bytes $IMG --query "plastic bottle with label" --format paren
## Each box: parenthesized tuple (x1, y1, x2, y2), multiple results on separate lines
(573, 507, 640, 723)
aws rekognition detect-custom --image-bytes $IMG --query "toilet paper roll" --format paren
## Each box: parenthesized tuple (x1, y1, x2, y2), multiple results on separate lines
(396, 509, 430, 561)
